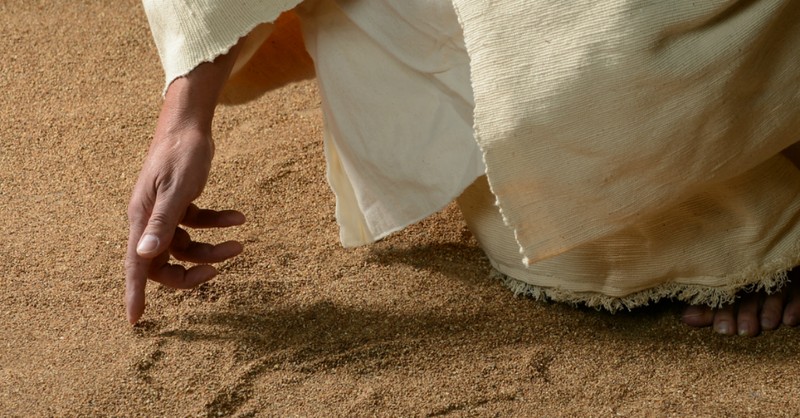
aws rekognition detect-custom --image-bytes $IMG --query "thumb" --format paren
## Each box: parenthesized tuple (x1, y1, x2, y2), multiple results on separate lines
(136, 196, 185, 258)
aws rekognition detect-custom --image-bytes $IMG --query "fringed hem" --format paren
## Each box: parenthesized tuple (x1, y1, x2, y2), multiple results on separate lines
(491, 252, 800, 313)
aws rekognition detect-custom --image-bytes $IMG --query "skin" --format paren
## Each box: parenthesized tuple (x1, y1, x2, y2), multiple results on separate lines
(125, 43, 244, 324)
(125, 40, 800, 335)
(682, 279, 800, 337)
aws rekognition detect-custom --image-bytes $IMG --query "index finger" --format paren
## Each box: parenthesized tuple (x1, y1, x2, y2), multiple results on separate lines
(125, 216, 149, 325)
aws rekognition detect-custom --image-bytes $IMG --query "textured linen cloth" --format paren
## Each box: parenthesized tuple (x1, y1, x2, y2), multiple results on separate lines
(143, 0, 800, 309)
(144, 0, 484, 247)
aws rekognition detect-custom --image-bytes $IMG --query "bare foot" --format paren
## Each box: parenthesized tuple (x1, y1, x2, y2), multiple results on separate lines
(682, 273, 800, 336)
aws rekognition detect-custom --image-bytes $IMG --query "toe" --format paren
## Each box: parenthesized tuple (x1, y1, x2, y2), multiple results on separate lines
(682, 304, 714, 327)
(761, 290, 786, 330)
(783, 280, 800, 326)
(736, 293, 760, 337)
(713, 304, 737, 335)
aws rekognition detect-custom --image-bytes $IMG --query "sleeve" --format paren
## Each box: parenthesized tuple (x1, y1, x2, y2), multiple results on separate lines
(142, 0, 305, 93)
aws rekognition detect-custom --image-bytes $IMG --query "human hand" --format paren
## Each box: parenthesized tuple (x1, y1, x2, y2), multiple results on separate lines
(125, 123, 245, 324)
(125, 40, 245, 324)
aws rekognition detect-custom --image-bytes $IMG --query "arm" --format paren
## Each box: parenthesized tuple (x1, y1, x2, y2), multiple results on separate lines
(125, 43, 244, 324)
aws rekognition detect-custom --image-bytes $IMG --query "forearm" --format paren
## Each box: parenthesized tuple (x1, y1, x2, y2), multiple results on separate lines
(158, 42, 243, 134)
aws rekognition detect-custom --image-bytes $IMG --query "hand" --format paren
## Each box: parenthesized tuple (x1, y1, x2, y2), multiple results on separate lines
(125, 124, 245, 324)
(125, 43, 244, 324)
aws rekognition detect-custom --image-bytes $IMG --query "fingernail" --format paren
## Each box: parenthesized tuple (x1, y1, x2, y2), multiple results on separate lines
(137, 234, 159, 254)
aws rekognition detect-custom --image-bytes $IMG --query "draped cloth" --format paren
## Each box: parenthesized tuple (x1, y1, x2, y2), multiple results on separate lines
(142, 0, 800, 310)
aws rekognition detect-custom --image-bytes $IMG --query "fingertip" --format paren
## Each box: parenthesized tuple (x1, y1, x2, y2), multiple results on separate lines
(125, 275, 146, 325)
(784, 311, 799, 327)
(197, 264, 218, 278)
(215, 240, 245, 263)
(227, 240, 244, 256)
(126, 298, 144, 325)
(127, 310, 141, 325)
(187, 264, 218, 287)
(229, 211, 246, 225)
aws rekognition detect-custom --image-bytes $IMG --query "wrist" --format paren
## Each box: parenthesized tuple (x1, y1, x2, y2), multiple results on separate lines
(160, 42, 242, 131)
(161, 78, 217, 131)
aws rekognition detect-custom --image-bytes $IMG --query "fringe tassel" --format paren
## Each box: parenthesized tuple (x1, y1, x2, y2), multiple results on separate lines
(493, 258, 796, 313)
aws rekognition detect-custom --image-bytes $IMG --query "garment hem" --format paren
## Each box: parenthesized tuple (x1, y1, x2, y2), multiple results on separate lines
(491, 248, 800, 313)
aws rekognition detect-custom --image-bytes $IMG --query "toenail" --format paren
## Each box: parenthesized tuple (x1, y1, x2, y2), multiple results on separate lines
(715, 322, 731, 335)
(738, 325, 751, 336)
(761, 316, 777, 329)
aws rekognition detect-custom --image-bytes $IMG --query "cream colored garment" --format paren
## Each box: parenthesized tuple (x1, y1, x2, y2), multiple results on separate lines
(450, 0, 800, 309)
(295, 0, 482, 246)
(452, 0, 800, 263)
(144, 0, 483, 247)
(143, 0, 800, 310)
(142, 0, 304, 92)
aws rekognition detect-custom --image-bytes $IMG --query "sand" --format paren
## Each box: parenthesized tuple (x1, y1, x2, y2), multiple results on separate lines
(1, 1, 799, 416)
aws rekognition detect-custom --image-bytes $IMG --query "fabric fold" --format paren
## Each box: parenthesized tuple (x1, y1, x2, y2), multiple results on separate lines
(452, 0, 800, 265)
(296, 0, 484, 245)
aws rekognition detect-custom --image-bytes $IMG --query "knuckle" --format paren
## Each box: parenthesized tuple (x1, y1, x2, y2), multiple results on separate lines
(127, 199, 146, 222)
(147, 211, 175, 230)
(124, 258, 147, 280)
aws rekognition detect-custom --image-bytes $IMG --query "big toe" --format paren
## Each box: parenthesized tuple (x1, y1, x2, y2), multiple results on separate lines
(682, 304, 714, 327)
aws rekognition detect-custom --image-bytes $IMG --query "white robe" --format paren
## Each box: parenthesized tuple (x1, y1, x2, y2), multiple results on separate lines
(143, 0, 800, 310)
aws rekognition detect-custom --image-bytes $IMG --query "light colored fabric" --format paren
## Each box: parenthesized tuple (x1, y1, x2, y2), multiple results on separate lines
(448, 0, 800, 308)
(143, 0, 800, 310)
(142, 0, 304, 92)
(296, 0, 484, 246)
(143, 0, 484, 247)
(451, 0, 800, 265)
(458, 166, 800, 311)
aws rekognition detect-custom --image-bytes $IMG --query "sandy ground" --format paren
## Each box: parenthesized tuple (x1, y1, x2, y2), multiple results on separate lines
(2, 1, 799, 416)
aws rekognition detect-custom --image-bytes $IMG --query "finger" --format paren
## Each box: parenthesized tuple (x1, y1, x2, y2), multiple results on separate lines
(170, 227, 244, 263)
(136, 194, 187, 258)
(149, 263, 219, 289)
(126, 194, 156, 324)
(147, 249, 172, 275)
(125, 221, 149, 324)
(181, 203, 246, 229)
(171, 240, 244, 264)
(171, 227, 192, 252)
